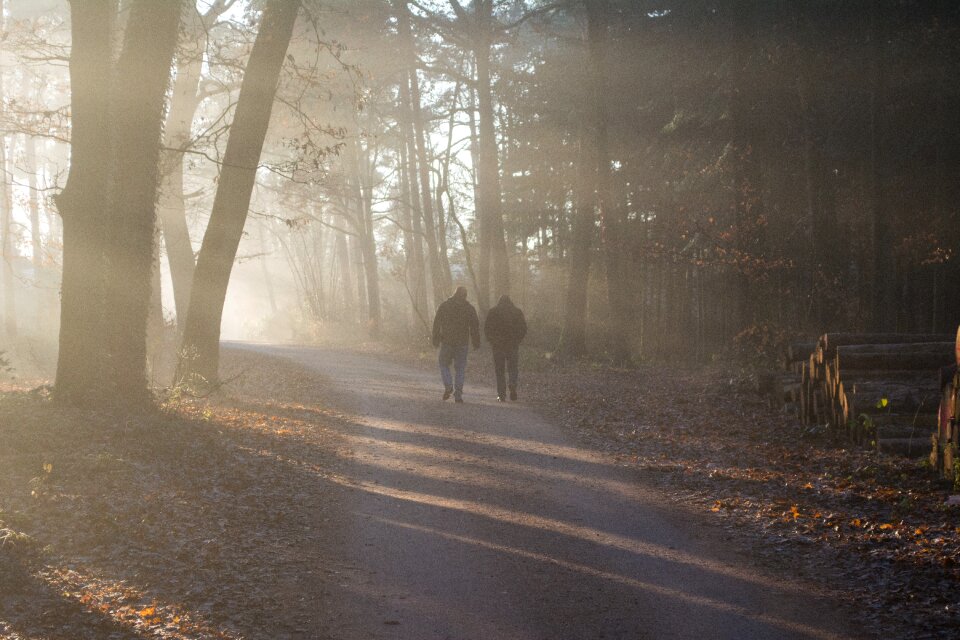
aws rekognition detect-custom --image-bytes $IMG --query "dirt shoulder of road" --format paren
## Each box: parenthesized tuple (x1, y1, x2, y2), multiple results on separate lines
(0, 349, 351, 640)
(373, 342, 960, 639)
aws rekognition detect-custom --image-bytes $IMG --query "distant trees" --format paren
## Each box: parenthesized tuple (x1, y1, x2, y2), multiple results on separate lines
(0, 0, 951, 408)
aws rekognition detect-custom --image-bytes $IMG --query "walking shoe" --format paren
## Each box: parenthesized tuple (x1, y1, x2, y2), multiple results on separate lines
(509, 386, 518, 401)
(443, 388, 453, 401)
(497, 396, 506, 402)
(454, 395, 464, 403)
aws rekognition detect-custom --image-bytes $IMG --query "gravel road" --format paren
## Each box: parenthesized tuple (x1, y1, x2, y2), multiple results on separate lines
(235, 343, 859, 640)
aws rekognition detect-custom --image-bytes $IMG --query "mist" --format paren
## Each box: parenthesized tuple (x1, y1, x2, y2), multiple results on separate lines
(0, 0, 959, 392)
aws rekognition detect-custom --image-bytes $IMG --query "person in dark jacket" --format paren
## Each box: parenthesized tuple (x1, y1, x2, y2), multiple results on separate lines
(432, 286, 481, 402)
(483, 294, 527, 402)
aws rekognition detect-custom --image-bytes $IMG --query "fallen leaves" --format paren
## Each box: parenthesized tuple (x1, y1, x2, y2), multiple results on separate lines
(0, 349, 346, 639)
(500, 357, 960, 640)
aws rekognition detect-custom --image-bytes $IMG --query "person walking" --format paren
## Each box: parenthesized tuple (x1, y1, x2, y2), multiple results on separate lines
(483, 294, 527, 402)
(432, 286, 481, 403)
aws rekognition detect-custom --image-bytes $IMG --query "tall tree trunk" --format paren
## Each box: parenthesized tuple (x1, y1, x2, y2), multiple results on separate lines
(0, 31, 16, 340)
(0, 132, 15, 339)
(349, 229, 368, 319)
(160, 2, 233, 331)
(435, 77, 460, 295)
(398, 100, 429, 323)
(474, 19, 510, 311)
(335, 229, 355, 321)
(158, 14, 203, 331)
(347, 138, 382, 337)
(397, 2, 447, 307)
(54, 0, 114, 405)
(869, 0, 894, 331)
(25, 137, 41, 269)
(730, 0, 762, 334)
(558, 129, 595, 360)
(178, 0, 298, 387)
(586, 0, 630, 364)
(257, 222, 278, 315)
(464, 67, 487, 311)
(103, 0, 181, 404)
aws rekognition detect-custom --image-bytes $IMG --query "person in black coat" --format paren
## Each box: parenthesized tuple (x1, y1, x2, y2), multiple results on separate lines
(432, 286, 481, 402)
(483, 294, 527, 401)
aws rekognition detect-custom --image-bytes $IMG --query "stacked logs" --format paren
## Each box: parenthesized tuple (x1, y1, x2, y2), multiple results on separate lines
(772, 342, 815, 414)
(794, 333, 953, 456)
(932, 328, 960, 480)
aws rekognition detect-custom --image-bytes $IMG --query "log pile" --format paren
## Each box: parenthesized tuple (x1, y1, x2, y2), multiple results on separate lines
(762, 342, 815, 415)
(932, 328, 960, 481)
(790, 333, 953, 457)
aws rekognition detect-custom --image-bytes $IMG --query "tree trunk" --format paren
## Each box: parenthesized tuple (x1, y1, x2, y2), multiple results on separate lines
(397, 3, 447, 307)
(558, 129, 595, 360)
(586, 0, 630, 365)
(349, 229, 368, 319)
(335, 229, 355, 321)
(257, 222, 278, 315)
(0, 34, 16, 339)
(398, 104, 429, 324)
(178, 0, 298, 387)
(103, 0, 182, 404)
(0, 131, 15, 339)
(347, 137, 382, 338)
(730, 0, 763, 334)
(473, 1, 509, 311)
(869, 1, 895, 331)
(160, 2, 234, 332)
(158, 9, 205, 331)
(25, 137, 42, 269)
(435, 76, 460, 296)
(54, 0, 114, 406)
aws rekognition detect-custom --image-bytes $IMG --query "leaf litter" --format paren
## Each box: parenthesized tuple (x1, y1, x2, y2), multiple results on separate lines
(0, 349, 352, 639)
(504, 358, 960, 639)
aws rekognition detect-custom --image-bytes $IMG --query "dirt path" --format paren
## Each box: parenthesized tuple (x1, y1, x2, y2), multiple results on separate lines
(235, 343, 859, 640)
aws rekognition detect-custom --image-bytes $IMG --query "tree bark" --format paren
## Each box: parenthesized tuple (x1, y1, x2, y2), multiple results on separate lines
(0, 27, 16, 339)
(103, 0, 182, 403)
(586, 0, 630, 365)
(178, 0, 299, 387)
(558, 129, 595, 360)
(397, 91, 429, 324)
(346, 137, 382, 337)
(25, 137, 42, 269)
(869, 0, 895, 331)
(158, 6, 207, 331)
(474, 25, 509, 310)
(730, 0, 763, 334)
(0, 132, 15, 339)
(54, 0, 114, 405)
(397, 2, 448, 306)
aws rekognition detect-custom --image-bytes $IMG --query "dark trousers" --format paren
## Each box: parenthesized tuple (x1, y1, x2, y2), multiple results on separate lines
(492, 343, 519, 399)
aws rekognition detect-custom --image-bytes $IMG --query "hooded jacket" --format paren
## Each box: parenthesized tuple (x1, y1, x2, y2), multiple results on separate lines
(483, 296, 527, 349)
(432, 295, 481, 348)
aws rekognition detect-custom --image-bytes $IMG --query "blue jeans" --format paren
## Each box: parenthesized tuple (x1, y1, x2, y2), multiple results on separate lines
(438, 343, 469, 396)
(492, 344, 519, 399)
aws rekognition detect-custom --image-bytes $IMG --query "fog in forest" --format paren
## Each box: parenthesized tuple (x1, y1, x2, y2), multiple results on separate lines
(1, 0, 959, 398)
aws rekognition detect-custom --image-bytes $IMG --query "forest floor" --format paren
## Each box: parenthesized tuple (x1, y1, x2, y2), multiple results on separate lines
(0, 350, 351, 639)
(0, 343, 956, 638)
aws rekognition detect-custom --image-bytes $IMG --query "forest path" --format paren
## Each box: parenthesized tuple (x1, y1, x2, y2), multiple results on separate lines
(233, 343, 858, 640)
